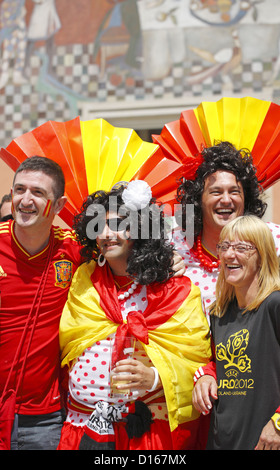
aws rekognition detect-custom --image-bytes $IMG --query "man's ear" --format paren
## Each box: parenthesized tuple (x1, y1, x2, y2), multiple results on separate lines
(53, 196, 67, 215)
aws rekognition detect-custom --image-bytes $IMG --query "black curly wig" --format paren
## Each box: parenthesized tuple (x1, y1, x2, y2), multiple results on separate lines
(73, 185, 174, 285)
(176, 141, 267, 237)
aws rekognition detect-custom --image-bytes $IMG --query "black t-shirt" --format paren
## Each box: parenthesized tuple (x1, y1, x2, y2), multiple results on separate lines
(207, 291, 280, 450)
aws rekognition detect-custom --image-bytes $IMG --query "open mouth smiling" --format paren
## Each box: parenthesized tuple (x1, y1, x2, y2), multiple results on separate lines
(215, 208, 234, 215)
(19, 208, 36, 215)
(226, 264, 241, 270)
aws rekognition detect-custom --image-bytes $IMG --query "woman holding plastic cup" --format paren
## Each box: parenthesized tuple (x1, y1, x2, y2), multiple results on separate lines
(58, 181, 211, 450)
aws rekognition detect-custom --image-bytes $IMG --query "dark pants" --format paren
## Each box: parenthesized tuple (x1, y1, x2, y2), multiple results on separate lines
(11, 410, 65, 450)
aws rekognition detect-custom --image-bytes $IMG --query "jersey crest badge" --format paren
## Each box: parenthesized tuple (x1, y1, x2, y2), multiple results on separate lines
(53, 260, 73, 289)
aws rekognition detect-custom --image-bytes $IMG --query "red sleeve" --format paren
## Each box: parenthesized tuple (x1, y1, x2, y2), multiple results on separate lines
(193, 360, 217, 384)
(194, 336, 217, 384)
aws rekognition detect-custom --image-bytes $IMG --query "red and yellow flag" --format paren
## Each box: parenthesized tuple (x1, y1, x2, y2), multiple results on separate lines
(59, 262, 211, 433)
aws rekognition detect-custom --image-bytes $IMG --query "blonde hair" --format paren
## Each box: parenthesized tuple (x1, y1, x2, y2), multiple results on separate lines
(211, 215, 280, 317)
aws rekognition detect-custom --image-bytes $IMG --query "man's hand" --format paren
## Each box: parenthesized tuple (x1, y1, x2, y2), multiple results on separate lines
(111, 359, 159, 391)
(172, 251, 185, 277)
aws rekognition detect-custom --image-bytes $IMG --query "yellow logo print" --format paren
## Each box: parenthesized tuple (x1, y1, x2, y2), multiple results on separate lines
(216, 329, 251, 374)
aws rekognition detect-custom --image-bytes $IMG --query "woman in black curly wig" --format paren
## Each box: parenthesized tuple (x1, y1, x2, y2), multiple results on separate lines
(73, 184, 174, 285)
(58, 181, 211, 451)
(171, 141, 272, 321)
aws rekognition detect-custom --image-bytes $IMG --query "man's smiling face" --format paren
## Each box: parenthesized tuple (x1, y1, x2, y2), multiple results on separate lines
(201, 171, 245, 235)
(12, 170, 58, 231)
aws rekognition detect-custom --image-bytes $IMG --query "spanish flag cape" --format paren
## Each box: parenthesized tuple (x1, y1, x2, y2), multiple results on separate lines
(59, 261, 211, 433)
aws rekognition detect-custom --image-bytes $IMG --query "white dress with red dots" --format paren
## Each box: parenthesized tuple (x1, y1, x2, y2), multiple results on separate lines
(65, 283, 167, 428)
(171, 222, 280, 322)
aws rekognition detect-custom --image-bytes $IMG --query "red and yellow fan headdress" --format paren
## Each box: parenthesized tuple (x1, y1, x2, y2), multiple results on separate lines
(1, 97, 280, 225)
(152, 96, 280, 190)
(0, 118, 167, 226)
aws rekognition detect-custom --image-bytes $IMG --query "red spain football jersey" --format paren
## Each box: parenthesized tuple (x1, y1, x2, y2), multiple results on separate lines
(0, 220, 82, 415)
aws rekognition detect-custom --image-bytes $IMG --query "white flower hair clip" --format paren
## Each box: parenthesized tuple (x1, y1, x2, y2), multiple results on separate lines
(122, 180, 152, 210)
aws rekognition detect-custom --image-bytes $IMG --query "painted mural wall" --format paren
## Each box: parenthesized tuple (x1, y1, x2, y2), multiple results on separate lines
(0, 0, 280, 146)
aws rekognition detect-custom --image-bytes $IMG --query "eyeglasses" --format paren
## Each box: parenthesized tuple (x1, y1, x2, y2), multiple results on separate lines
(216, 242, 256, 254)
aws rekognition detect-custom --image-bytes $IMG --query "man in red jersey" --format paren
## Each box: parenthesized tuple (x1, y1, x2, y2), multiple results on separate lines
(0, 156, 82, 450)
(0, 156, 185, 451)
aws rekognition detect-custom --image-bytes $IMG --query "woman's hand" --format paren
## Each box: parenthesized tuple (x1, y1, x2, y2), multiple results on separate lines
(255, 420, 280, 450)
(192, 375, 218, 415)
(111, 359, 159, 391)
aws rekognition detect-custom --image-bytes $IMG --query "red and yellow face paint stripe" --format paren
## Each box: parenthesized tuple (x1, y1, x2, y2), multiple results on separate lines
(43, 199, 52, 217)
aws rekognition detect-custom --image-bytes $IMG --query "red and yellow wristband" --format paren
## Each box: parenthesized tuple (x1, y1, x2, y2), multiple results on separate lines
(271, 413, 280, 431)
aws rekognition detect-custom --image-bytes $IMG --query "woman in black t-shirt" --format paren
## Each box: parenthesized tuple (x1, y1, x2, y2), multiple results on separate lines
(192, 215, 280, 450)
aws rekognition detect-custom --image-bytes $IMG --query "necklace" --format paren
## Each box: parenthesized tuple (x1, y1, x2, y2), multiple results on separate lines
(195, 235, 220, 273)
(117, 280, 139, 301)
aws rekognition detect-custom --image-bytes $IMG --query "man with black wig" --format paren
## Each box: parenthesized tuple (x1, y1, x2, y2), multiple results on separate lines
(57, 180, 211, 450)
(172, 141, 280, 320)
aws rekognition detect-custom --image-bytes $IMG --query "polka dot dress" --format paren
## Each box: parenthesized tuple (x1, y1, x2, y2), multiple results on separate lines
(267, 222, 280, 255)
(66, 284, 168, 427)
(172, 229, 218, 322)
